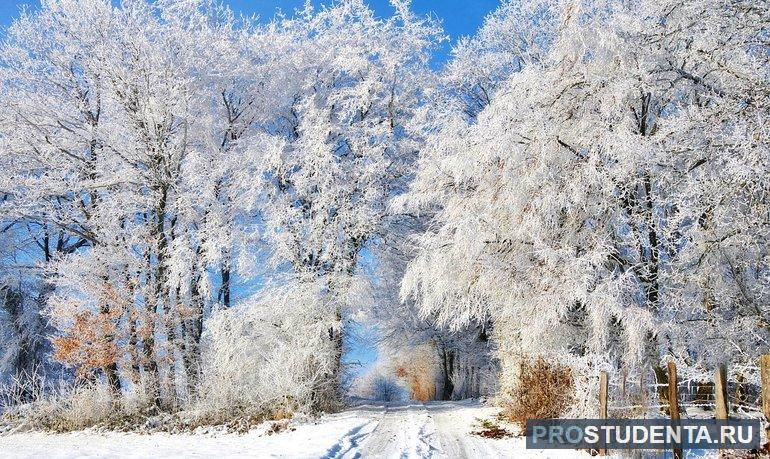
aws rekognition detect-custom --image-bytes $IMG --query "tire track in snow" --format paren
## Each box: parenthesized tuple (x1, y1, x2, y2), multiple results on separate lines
(321, 418, 379, 459)
(354, 403, 441, 459)
(431, 402, 497, 458)
(409, 409, 440, 458)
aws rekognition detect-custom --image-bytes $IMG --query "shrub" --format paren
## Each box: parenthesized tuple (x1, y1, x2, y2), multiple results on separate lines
(349, 362, 407, 402)
(371, 377, 406, 402)
(395, 365, 436, 402)
(198, 276, 342, 419)
(0, 376, 164, 433)
(393, 345, 438, 402)
(2, 382, 115, 432)
(504, 357, 574, 431)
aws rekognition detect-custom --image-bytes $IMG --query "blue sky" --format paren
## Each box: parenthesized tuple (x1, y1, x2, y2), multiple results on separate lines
(0, 0, 501, 65)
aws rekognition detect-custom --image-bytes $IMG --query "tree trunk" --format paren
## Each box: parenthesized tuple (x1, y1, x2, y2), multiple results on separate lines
(219, 262, 231, 309)
(441, 349, 455, 401)
(104, 362, 121, 393)
(183, 263, 205, 399)
(330, 305, 344, 402)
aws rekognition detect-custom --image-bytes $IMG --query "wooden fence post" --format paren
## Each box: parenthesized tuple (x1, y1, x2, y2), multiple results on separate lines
(714, 364, 729, 421)
(761, 355, 770, 439)
(599, 371, 608, 456)
(667, 362, 683, 459)
(714, 363, 730, 456)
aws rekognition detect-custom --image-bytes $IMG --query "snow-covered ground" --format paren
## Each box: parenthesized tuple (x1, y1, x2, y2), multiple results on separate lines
(0, 400, 593, 458)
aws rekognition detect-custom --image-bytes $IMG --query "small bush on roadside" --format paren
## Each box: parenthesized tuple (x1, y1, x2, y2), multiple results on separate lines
(503, 357, 574, 431)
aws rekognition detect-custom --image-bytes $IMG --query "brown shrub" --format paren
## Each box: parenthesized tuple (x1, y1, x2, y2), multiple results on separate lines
(52, 310, 121, 380)
(395, 365, 436, 402)
(266, 419, 295, 436)
(504, 358, 574, 430)
(394, 346, 438, 402)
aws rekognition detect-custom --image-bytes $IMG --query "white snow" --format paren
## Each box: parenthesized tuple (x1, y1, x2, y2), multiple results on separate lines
(0, 401, 595, 458)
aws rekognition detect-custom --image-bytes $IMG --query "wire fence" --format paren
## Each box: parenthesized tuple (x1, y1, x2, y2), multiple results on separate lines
(598, 362, 767, 423)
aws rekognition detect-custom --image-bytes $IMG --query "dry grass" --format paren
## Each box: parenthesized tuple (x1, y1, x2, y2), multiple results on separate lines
(471, 418, 514, 439)
(503, 357, 574, 430)
(0, 376, 298, 434)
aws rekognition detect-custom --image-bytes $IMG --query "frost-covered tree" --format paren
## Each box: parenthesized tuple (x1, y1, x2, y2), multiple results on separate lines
(400, 0, 769, 411)
(631, 0, 770, 379)
(0, 0, 445, 414)
(0, 0, 265, 407)
(0, 0, 119, 389)
(245, 0, 442, 403)
(371, 217, 498, 400)
(443, 0, 561, 118)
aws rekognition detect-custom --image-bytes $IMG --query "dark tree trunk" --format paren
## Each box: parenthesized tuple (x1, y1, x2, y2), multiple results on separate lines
(183, 263, 205, 399)
(441, 349, 455, 401)
(104, 362, 121, 393)
(219, 263, 231, 309)
(2, 287, 25, 372)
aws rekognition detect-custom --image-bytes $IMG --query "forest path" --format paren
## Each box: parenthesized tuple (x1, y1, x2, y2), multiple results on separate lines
(0, 400, 591, 458)
(325, 399, 582, 458)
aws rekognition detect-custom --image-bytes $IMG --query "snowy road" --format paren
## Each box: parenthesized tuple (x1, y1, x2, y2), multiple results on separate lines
(0, 400, 591, 458)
